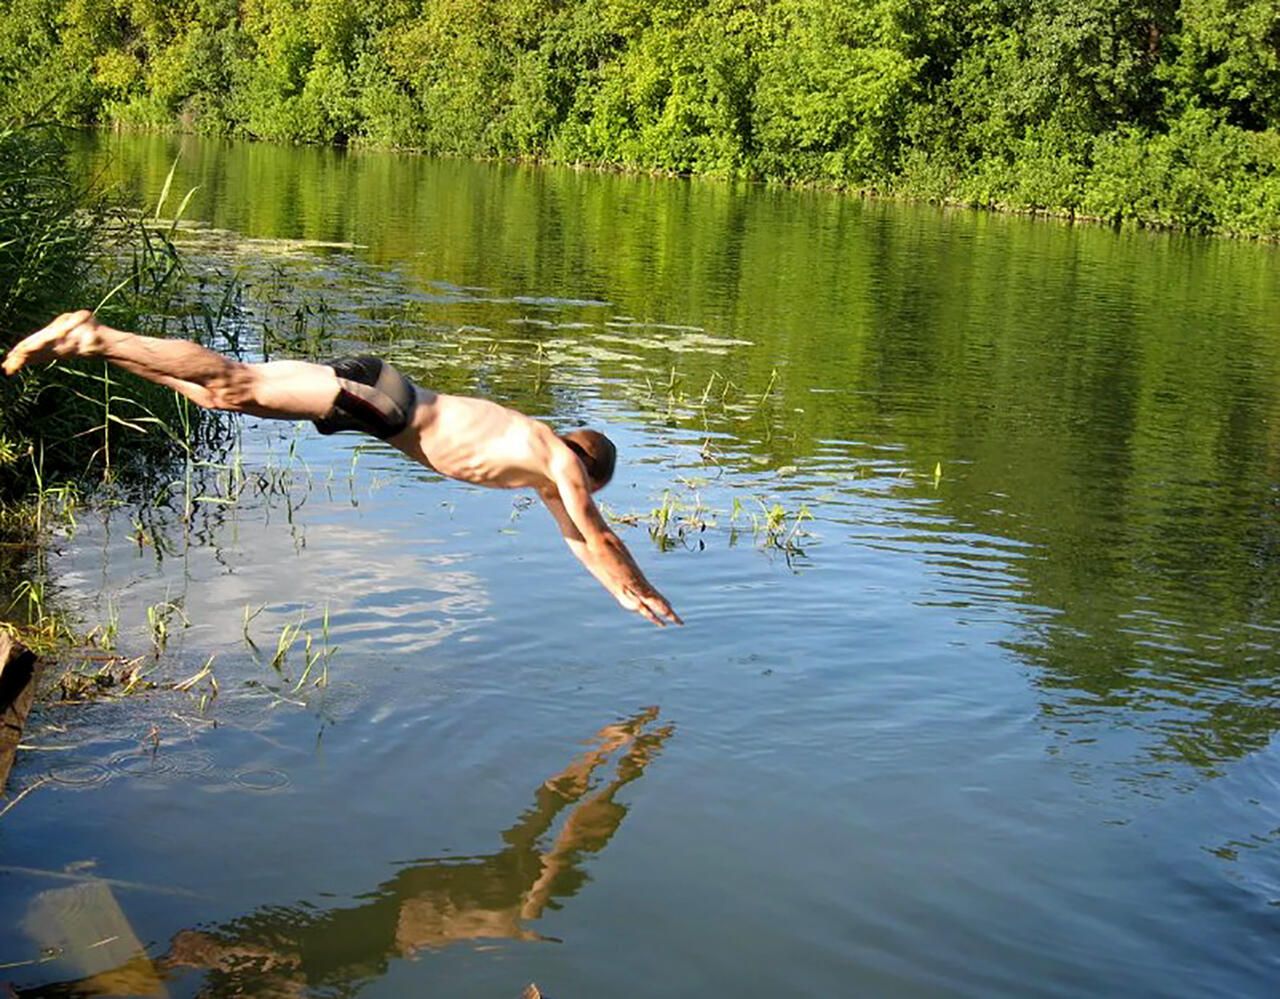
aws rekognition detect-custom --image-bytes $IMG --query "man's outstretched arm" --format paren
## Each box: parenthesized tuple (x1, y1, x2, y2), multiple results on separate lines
(540, 450, 682, 627)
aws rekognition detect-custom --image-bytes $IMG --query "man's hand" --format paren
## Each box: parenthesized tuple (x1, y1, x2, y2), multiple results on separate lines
(595, 538, 683, 627)
(560, 518, 683, 627)
(620, 587, 683, 628)
(540, 460, 683, 627)
(3, 310, 104, 376)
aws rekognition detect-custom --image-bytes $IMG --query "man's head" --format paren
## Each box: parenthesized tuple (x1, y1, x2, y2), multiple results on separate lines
(560, 429, 617, 491)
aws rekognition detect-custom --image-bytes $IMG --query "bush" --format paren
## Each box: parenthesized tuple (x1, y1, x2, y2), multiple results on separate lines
(2, 1, 1279, 237)
(1085, 108, 1280, 234)
(0, 123, 218, 499)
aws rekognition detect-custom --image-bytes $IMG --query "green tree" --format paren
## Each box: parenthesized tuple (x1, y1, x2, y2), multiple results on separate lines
(754, 0, 927, 184)
(1, 0, 1278, 235)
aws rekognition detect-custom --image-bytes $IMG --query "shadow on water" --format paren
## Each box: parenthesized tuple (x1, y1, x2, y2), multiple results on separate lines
(11, 709, 671, 997)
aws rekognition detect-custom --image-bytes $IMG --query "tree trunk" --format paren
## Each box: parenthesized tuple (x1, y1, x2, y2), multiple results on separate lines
(0, 631, 40, 791)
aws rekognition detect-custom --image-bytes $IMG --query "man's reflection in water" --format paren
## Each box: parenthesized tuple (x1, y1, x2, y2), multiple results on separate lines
(17, 708, 673, 998)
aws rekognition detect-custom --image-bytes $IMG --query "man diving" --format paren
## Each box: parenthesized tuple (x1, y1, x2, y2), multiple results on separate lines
(4, 310, 682, 627)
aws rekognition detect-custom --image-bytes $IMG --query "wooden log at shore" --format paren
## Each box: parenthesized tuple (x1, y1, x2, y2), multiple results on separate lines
(0, 631, 40, 791)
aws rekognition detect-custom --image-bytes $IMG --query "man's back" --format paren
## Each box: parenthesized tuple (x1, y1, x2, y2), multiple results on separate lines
(391, 389, 562, 492)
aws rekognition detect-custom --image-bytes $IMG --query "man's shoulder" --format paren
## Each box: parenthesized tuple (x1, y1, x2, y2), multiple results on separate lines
(523, 417, 567, 456)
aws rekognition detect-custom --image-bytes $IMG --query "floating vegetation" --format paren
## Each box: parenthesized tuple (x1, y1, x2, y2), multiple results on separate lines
(45, 597, 337, 714)
(146, 598, 189, 657)
(731, 497, 814, 556)
(57, 655, 152, 701)
(248, 605, 337, 696)
(173, 655, 215, 693)
(82, 598, 119, 652)
(269, 616, 305, 671)
(242, 603, 264, 650)
(607, 489, 717, 552)
(607, 487, 814, 560)
(174, 655, 220, 714)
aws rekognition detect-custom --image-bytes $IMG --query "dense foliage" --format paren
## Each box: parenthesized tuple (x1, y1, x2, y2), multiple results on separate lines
(0, 123, 218, 501)
(0, 123, 96, 492)
(1, 0, 1278, 234)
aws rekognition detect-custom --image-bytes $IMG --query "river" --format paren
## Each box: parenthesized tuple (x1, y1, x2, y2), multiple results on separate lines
(1, 132, 1278, 997)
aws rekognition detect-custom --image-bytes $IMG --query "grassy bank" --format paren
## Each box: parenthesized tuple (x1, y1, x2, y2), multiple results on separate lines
(2, 1, 1278, 237)
(0, 121, 239, 501)
(0, 120, 238, 657)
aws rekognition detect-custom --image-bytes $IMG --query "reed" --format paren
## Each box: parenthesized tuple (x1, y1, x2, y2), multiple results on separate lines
(0, 130, 261, 668)
(0, 127, 207, 497)
(145, 598, 188, 658)
(84, 598, 119, 653)
(609, 483, 815, 558)
(171, 654, 219, 714)
(270, 616, 305, 672)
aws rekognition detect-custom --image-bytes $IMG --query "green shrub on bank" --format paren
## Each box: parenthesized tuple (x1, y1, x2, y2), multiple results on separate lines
(2, 0, 1279, 237)
(1084, 110, 1280, 235)
(0, 123, 97, 494)
(0, 123, 216, 501)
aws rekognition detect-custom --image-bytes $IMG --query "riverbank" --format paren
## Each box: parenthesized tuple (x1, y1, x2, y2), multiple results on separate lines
(0, 125, 217, 503)
(0, 122, 239, 693)
(4, 1, 1278, 240)
(94, 120, 1280, 245)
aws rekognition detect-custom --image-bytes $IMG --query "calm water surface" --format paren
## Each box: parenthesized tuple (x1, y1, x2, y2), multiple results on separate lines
(2, 133, 1279, 996)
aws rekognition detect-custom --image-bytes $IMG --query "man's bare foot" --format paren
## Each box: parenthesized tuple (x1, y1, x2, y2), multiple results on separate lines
(3, 309, 104, 375)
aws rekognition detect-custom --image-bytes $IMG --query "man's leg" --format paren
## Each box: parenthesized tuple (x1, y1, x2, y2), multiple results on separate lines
(4, 311, 339, 421)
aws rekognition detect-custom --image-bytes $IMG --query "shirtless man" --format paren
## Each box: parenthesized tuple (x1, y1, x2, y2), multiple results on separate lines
(3, 310, 681, 626)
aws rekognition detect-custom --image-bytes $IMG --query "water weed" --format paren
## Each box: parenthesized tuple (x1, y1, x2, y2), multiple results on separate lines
(608, 484, 814, 558)
(242, 603, 264, 650)
(2, 125, 237, 526)
(57, 656, 151, 701)
(7, 578, 69, 646)
(269, 616, 304, 672)
(145, 598, 188, 658)
(172, 653, 222, 714)
(83, 598, 119, 652)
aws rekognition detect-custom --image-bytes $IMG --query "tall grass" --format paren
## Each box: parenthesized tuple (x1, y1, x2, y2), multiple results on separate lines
(0, 120, 243, 664)
(0, 123, 226, 506)
(0, 124, 97, 496)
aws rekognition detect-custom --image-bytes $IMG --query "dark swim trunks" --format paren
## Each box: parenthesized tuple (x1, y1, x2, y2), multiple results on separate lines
(313, 356, 417, 439)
